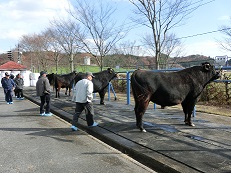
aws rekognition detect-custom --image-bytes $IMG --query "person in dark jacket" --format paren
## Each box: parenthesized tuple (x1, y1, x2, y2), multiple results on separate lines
(10, 73, 14, 79)
(36, 71, 53, 116)
(14, 73, 24, 99)
(1, 72, 16, 104)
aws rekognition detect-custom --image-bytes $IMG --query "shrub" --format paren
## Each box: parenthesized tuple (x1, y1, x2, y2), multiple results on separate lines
(200, 73, 231, 105)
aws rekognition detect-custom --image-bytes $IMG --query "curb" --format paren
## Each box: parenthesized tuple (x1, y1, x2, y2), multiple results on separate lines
(24, 93, 203, 173)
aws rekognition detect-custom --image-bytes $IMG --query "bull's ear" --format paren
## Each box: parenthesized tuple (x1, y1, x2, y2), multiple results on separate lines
(202, 63, 210, 71)
(108, 68, 113, 73)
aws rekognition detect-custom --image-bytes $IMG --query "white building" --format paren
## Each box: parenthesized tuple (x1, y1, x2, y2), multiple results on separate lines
(214, 55, 231, 66)
(84, 56, 91, 65)
(0, 61, 38, 87)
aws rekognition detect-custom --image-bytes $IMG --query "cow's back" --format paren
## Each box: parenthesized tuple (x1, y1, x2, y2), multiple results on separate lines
(131, 69, 198, 106)
(55, 72, 76, 87)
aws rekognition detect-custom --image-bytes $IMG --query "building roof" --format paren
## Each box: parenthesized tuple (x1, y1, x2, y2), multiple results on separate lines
(0, 61, 27, 71)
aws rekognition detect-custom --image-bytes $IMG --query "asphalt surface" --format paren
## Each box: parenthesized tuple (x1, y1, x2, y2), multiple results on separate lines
(6, 87, 231, 173)
(0, 87, 156, 173)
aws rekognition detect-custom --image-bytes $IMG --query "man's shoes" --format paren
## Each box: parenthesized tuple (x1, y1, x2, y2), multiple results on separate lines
(89, 122, 98, 127)
(9, 102, 13, 104)
(44, 112, 53, 116)
(19, 97, 24, 100)
(7, 102, 10, 104)
(71, 125, 78, 131)
(39, 112, 45, 116)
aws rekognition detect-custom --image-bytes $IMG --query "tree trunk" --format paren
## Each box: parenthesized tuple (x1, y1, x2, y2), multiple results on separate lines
(70, 53, 74, 72)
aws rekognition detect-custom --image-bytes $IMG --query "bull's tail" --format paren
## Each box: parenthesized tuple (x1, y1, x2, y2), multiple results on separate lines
(131, 70, 151, 102)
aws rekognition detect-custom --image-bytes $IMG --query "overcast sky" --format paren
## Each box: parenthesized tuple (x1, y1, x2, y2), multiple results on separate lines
(0, 0, 231, 58)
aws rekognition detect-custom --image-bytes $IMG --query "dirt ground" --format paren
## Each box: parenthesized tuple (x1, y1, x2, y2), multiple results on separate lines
(109, 93, 231, 117)
(195, 102, 231, 117)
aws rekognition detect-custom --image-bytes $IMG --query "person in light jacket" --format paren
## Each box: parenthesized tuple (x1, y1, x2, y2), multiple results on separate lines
(36, 71, 52, 116)
(71, 72, 98, 131)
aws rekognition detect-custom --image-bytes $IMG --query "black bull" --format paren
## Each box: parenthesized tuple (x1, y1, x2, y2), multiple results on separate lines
(131, 62, 221, 132)
(47, 72, 76, 98)
(73, 68, 118, 105)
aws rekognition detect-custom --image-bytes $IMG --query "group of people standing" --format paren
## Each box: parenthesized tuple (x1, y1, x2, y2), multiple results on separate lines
(35, 71, 98, 131)
(1, 70, 98, 131)
(1, 72, 24, 104)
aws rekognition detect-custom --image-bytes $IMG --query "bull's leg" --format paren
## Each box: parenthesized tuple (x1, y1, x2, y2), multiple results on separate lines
(134, 99, 149, 132)
(182, 100, 196, 126)
(68, 87, 72, 96)
(55, 88, 58, 98)
(187, 112, 195, 127)
(65, 87, 68, 95)
(58, 87, 60, 98)
(181, 102, 189, 125)
(99, 89, 107, 105)
(69, 89, 71, 96)
(187, 101, 196, 127)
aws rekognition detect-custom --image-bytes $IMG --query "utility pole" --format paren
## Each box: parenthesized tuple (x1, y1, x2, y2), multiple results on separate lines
(7, 50, 13, 61)
(17, 44, 22, 64)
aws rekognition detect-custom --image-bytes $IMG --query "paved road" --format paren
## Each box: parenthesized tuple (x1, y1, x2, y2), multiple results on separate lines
(0, 87, 156, 173)
(23, 86, 231, 173)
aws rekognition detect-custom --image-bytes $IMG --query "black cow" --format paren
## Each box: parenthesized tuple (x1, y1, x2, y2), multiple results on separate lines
(73, 68, 117, 105)
(54, 71, 76, 98)
(131, 62, 221, 132)
(47, 73, 70, 95)
(47, 73, 55, 86)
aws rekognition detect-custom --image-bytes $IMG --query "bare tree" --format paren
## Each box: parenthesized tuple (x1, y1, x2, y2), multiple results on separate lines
(218, 24, 231, 52)
(42, 29, 66, 73)
(49, 19, 83, 72)
(129, 0, 201, 69)
(19, 34, 49, 72)
(68, 0, 127, 71)
(113, 40, 142, 69)
(161, 33, 184, 68)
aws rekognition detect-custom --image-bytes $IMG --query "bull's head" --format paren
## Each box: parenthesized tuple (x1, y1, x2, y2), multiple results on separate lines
(107, 68, 114, 74)
(107, 68, 119, 78)
(202, 62, 221, 81)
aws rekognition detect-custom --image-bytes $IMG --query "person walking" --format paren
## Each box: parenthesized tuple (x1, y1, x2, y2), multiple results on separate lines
(71, 72, 98, 131)
(36, 71, 53, 116)
(1, 72, 16, 104)
(14, 73, 24, 99)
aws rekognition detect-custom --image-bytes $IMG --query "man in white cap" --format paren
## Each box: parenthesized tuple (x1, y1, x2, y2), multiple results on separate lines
(71, 72, 98, 131)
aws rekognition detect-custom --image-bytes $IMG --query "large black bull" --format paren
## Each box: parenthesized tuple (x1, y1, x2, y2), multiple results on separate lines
(131, 62, 221, 132)
(73, 68, 117, 105)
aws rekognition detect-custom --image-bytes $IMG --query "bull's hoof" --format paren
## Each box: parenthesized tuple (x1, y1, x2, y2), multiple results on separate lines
(114, 97, 117, 101)
(100, 102, 105, 105)
(141, 129, 147, 132)
(185, 121, 195, 127)
(137, 126, 146, 132)
(189, 123, 195, 127)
